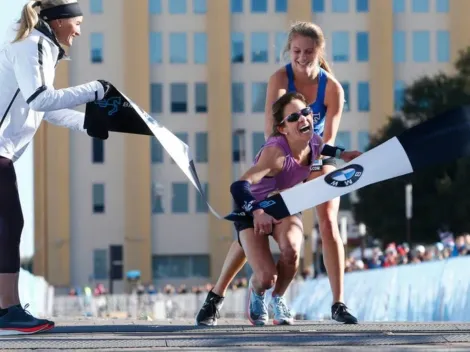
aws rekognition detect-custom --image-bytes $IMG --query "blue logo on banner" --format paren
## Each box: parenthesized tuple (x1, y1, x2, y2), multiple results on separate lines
(95, 97, 122, 116)
(325, 164, 364, 188)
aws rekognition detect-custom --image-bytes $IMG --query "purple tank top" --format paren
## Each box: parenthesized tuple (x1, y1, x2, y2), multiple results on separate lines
(250, 134, 323, 201)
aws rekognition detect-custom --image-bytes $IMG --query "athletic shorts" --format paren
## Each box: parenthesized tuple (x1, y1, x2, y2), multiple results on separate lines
(234, 212, 302, 248)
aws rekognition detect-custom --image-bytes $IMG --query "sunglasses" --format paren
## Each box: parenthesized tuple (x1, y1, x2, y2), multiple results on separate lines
(279, 106, 312, 125)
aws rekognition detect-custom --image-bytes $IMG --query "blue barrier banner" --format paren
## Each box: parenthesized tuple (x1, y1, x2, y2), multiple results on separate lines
(291, 256, 470, 322)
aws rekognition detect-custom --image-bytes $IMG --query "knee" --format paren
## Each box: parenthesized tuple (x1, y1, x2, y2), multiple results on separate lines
(257, 269, 277, 290)
(279, 244, 299, 267)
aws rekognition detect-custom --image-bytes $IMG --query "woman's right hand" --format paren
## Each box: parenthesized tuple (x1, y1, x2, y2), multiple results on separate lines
(253, 209, 281, 235)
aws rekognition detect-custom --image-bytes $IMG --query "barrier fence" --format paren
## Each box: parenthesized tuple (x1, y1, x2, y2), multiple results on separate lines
(23, 256, 470, 322)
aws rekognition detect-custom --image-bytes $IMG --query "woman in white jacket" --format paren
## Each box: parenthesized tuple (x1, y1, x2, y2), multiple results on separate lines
(0, 0, 108, 335)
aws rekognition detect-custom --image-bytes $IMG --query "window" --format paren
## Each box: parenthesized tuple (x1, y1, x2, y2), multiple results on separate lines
(193, 0, 206, 13)
(195, 132, 208, 163)
(232, 82, 245, 113)
(150, 83, 163, 113)
(93, 249, 107, 279)
(152, 183, 164, 214)
(251, 32, 269, 63)
(194, 33, 207, 64)
(356, 0, 368, 12)
(152, 255, 210, 278)
(332, 0, 348, 12)
(252, 82, 267, 113)
(172, 183, 189, 213)
(332, 31, 349, 62)
(341, 82, 350, 112)
(393, 31, 406, 63)
(412, 0, 428, 12)
(393, 0, 405, 12)
(252, 132, 265, 160)
(169, 0, 186, 14)
(92, 183, 105, 213)
(195, 83, 207, 113)
(169, 32, 187, 63)
(436, 31, 450, 63)
(233, 131, 242, 162)
(436, 0, 448, 12)
(196, 183, 209, 213)
(231, 32, 244, 63)
(151, 138, 163, 163)
(312, 0, 324, 12)
(394, 80, 405, 111)
(275, 0, 287, 12)
(149, 32, 162, 64)
(170, 83, 187, 113)
(90, 32, 103, 63)
(412, 31, 430, 62)
(90, 0, 103, 13)
(275, 32, 288, 63)
(231, 0, 243, 12)
(357, 131, 370, 152)
(92, 138, 104, 163)
(149, 0, 162, 14)
(335, 131, 351, 150)
(357, 81, 370, 111)
(251, 0, 267, 13)
(356, 32, 369, 62)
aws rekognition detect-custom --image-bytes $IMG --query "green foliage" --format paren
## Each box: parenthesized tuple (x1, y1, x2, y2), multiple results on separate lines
(352, 48, 470, 245)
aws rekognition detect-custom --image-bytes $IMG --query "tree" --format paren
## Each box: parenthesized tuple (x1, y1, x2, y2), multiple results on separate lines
(353, 48, 470, 245)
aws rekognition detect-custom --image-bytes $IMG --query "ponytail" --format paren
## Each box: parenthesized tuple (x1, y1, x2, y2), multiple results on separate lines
(319, 56, 334, 76)
(12, 1, 41, 43)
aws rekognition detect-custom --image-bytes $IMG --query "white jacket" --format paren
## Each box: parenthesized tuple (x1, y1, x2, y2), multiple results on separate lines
(0, 21, 105, 162)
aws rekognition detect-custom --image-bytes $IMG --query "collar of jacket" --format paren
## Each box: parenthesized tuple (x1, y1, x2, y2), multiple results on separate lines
(34, 19, 67, 61)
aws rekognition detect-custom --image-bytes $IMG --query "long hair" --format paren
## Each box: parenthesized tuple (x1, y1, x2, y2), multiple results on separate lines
(13, 0, 78, 43)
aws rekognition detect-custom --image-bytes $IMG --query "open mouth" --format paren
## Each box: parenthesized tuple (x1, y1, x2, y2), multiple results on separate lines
(299, 124, 311, 133)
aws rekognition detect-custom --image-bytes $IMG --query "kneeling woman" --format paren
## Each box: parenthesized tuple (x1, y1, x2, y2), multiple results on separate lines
(228, 92, 361, 326)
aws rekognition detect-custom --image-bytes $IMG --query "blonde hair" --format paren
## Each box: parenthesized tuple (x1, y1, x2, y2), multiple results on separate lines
(282, 21, 333, 76)
(13, 0, 78, 43)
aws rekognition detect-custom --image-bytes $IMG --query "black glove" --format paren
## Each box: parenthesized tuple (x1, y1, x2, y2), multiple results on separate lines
(84, 79, 113, 139)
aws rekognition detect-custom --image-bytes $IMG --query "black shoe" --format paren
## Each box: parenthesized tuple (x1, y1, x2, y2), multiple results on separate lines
(331, 302, 358, 324)
(195, 290, 224, 326)
(0, 304, 51, 336)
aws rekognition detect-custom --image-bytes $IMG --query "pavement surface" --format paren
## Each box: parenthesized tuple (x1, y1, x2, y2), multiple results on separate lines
(2, 318, 470, 351)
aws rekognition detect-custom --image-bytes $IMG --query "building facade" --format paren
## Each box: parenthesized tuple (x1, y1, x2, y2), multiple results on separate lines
(33, 0, 470, 292)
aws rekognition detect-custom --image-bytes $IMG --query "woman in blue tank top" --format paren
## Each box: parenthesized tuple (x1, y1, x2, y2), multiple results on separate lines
(195, 22, 358, 326)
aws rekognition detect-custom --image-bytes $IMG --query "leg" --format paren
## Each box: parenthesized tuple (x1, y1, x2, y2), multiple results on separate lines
(239, 228, 277, 326)
(271, 214, 303, 297)
(0, 157, 53, 335)
(269, 214, 304, 325)
(309, 159, 357, 324)
(212, 240, 246, 297)
(195, 240, 246, 326)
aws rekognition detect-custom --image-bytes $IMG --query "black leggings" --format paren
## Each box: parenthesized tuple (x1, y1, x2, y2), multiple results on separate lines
(0, 156, 24, 273)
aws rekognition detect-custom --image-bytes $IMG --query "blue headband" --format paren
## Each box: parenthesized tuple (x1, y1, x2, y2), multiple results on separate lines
(39, 3, 83, 21)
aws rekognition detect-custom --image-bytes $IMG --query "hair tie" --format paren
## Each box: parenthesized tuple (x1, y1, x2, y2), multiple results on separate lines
(33, 1, 42, 8)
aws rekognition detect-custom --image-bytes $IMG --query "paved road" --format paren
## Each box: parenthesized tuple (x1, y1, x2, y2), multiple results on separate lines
(2, 318, 470, 351)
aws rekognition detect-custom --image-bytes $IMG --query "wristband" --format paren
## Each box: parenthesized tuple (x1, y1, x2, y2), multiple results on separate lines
(321, 144, 345, 159)
(229, 180, 261, 214)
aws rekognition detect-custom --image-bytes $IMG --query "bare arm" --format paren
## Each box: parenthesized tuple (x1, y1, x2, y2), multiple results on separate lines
(322, 78, 345, 146)
(264, 71, 287, 140)
(239, 146, 285, 184)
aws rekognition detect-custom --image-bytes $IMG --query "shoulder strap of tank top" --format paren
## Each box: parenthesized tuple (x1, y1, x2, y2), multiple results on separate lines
(285, 64, 296, 92)
(316, 68, 328, 105)
(255, 136, 290, 162)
